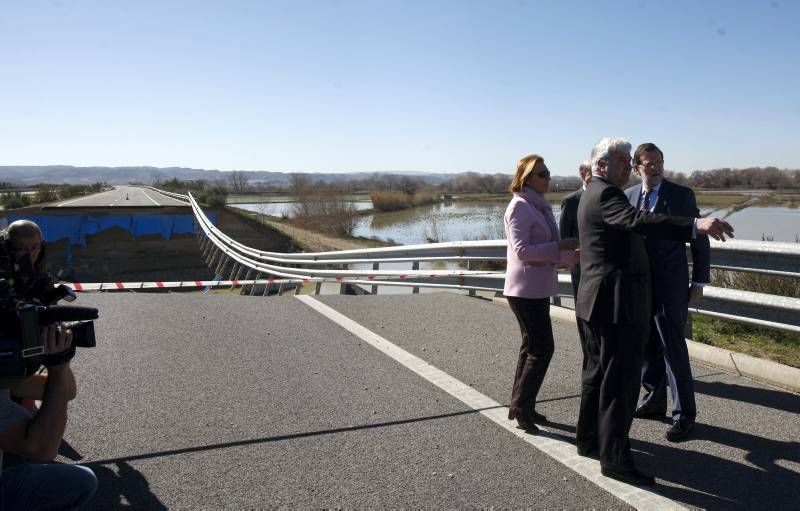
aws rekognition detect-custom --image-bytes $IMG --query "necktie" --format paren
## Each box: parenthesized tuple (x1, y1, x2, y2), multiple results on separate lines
(640, 189, 653, 212)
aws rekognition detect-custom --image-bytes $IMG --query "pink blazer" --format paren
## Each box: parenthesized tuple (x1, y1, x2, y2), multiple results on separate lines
(503, 190, 574, 299)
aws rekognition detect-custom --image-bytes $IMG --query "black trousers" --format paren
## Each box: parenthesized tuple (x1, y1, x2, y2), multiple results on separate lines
(576, 317, 649, 469)
(507, 297, 554, 417)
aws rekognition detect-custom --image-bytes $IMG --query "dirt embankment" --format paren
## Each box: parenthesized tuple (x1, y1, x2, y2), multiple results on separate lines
(226, 208, 386, 253)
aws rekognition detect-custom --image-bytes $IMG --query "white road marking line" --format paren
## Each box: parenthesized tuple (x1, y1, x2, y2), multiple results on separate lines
(297, 295, 686, 511)
(140, 189, 161, 205)
(57, 196, 90, 207)
(58, 189, 116, 207)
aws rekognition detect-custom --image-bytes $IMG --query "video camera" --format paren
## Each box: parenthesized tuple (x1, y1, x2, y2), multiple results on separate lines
(0, 284, 98, 385)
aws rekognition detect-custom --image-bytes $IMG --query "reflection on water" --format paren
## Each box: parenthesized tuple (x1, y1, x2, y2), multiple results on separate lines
(232, 201, 372, 217)
(232, 200, 799, 245)
(720, 206, 800, 242)
(354, 201, 514, 245)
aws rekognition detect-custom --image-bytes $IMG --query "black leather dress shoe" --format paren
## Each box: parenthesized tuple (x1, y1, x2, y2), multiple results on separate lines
(665, 419, 694, 442)
(600, 465, 656, 486)
(633, 406, 666, 419)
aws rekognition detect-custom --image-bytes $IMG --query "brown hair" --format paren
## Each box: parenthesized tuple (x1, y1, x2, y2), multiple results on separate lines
(509, 154, 544, 193)
(633, 143, 664, 167)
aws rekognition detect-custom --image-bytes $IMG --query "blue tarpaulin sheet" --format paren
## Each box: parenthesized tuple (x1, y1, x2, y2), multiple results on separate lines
(2, 214, 216, 247)
(0, 213, 216, 266)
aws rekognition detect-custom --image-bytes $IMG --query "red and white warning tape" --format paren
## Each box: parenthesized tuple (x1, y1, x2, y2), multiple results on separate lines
(62, 274, 504, 293)
(65, 279, 307, 291)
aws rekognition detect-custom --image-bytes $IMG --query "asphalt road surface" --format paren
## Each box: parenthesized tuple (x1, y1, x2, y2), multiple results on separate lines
(55, 186, 187, 208)
(61, 292, 799, 509)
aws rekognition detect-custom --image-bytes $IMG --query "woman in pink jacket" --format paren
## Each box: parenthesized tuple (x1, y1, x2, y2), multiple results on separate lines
(504, 154, 579, 433)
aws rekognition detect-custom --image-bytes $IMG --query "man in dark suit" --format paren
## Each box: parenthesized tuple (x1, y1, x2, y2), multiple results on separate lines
(625, 143, 710, 442)
(559, 161, 592, 298)
(575, 137, 733, 485)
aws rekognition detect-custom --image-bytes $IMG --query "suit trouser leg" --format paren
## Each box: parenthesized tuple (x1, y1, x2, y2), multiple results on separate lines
(654, 304, 697, 422)
(576, 318, 599, 450)
(507, 297, 555, 417)
(638, 318, 668, 413)
(578, 318, 649, 468)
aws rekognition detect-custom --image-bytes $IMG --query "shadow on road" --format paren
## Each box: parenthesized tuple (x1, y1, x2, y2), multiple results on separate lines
(84, 406, 503, 467)
(84, 462, 167, 510)
(694, 379, 800, 414)
(76, 406, 503, 508)
(543, 418, 799, 509)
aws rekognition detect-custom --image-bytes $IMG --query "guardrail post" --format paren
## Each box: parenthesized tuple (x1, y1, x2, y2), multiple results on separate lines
(315, 281, 322, 295)
(228, 263, 240, 284)
(241, 269, 253, 295)
(371, 263, 379, 295)
(412, 261, 420, 294)
(207, 247, 220, 267)
(249, 273, 261, 296)
(204, 239, 216, 261)
(277, 282, 285, 296)
(468, 260, 476, 297)
(294, 282, 303, 295)
(215, 255, 229, 277)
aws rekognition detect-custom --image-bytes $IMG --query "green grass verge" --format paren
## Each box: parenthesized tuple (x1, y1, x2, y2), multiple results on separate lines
(694, 192, 750, 207)
(692, 315, 800, 368)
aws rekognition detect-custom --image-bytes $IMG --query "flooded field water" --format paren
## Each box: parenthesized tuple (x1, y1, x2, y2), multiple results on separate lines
(232, 200, 799, 244)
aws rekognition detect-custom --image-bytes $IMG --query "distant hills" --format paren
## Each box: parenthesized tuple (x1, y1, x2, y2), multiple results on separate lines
(0, 165, 489, 187)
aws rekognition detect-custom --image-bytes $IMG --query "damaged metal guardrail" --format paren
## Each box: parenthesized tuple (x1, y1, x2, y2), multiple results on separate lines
(146, 187, 800, 334)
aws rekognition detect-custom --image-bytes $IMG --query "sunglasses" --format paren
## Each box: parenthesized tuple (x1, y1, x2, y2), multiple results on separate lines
(533, 170, 551, 179)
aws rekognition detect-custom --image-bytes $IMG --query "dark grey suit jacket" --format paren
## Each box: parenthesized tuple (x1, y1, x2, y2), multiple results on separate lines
(624, 180, 711, 309)
(576, 177, 694, 326)
(559, 188, 583, 295)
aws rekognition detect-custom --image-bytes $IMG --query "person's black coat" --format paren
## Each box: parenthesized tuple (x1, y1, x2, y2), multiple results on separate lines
(559, 188, 583, 296)
(624, 179, 711, 308)
(575, 177, 694, 326)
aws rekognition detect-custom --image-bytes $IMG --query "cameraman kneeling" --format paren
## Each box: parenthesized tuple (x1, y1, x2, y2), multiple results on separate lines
(0, 323, 97, 510)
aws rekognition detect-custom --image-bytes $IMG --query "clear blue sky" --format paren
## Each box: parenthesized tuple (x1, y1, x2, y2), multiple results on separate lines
(1, 0, 798, 176)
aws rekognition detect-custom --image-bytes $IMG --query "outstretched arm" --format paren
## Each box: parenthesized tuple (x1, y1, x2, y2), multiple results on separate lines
(0, 324, 75, 461)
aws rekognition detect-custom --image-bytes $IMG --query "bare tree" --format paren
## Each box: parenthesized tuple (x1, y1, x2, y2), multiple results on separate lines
(229, 171, 250, 193)
(288, 173, 312, 197)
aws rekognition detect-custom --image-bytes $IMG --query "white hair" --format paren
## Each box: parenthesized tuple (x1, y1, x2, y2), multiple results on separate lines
(590, 137, 631, 174)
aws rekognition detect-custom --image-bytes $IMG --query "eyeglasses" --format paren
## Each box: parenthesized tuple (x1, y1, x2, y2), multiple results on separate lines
(636, 159, 663, 169)
(534, 170, 551, 179)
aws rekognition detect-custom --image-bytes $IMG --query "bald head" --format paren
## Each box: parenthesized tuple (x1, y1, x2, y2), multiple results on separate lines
(7, 220, 42, 244)
(5, 220, 43, 264)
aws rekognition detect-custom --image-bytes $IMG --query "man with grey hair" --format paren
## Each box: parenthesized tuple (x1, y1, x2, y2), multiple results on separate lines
(574, 137, 733, 485)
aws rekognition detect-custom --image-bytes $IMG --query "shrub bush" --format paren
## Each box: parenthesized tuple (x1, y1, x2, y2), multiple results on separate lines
(369, 190, 439, 212)
(291, 193, 359, 236)
(711, 269, 799, 298)
(0, 192, 32, 210)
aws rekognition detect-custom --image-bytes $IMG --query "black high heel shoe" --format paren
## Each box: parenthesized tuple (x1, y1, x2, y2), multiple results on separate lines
(508, 407, 539, 433)
(529, 409, 547, 424)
